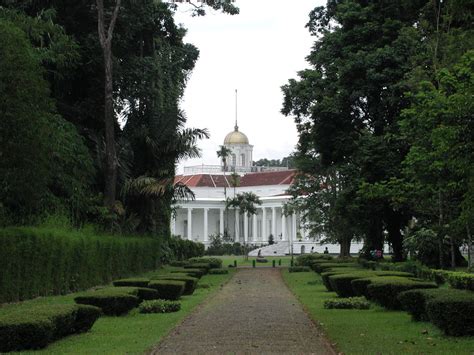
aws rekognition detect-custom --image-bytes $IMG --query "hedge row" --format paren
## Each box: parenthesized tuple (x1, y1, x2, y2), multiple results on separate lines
(0, 227, 206, 303)
(398, 288, 474, 336)
(151, 275, 198, 295)
(0, 304, 101, 352)
(187, 257, 222, 269)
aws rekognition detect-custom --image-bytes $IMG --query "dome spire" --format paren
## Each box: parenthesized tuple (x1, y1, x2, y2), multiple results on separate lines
(234, 89, 238, 131)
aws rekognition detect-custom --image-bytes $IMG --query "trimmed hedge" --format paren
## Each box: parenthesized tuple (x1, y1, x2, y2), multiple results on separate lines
(151, 275, 198, 295)
(398, 288, 468, 321)
(324, 297, 370, 310)
(320, 268, 362, 291)
(446, 272, 474, 291)
(426, 291, 474, 336)
(113, 278, 150, 288)
(313, 263, 357, 274)
(288, 266, 311, 273)
(187, 257, 222, 269)
(209, 269, 229, 275)
(296, 254, 333, 266)
(0, 304, 101, 352)
(367, 277, 437, 310)
(171, 269, 205, 278)
(169, 261, 188, 267)
(0, 227, 162, 303)
(73, 287, 160, 315)
(329, 272, 376, 297)
(148, 280, 185, 300)
(139, 300, 181, 314)
(184, 263, 211, 272)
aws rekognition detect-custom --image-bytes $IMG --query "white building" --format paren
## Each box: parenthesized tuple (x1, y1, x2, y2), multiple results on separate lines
(172, 124, 364, 255)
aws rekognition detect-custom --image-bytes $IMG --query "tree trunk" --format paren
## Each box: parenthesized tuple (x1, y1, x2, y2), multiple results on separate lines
(467, 224, 473, 269)
(386, 209, 405, 262)
(449, 235, 456, 268)
(438, 190, 444, 268)
(339, 236, 351, 258)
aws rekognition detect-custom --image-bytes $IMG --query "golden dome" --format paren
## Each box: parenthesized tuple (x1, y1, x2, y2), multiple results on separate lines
(224, 126, 249, 145)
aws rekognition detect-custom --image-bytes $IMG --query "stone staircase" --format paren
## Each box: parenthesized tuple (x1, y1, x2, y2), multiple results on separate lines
(248, 242, 290, 257)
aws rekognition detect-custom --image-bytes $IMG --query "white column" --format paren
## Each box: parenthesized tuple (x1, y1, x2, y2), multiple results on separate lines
(203, 208, 208, 243)
(281, 212, 286, 241)
(170, 214, 176, 235)
(253, 213, 258, 242)
(235, 209, 240, 242)
(262, 207, 267, 242)
(292, 213, 297, 242)
(219, 208, 224, 236)
(187, 208, 192, 240)
(271, 207, 276, 237)
(244, 213, 249, 243)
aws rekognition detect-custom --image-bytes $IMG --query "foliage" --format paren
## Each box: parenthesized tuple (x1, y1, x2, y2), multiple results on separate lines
(253, 155, 295, 168)
(312, 263, 357, 274)
(163, 236, 205, 262)
(0, 304, 100, 352)
(184, 263, 211, 271)
(0, 226, 161, 303)
(147, 280, 185, 300)
(139, 300, 181, 314)
(74, 289, 140, 316)
(171, 269, 205, 279)
(208, 269, 229, 275)
(296, 254, 333, 266)
(150, 275, 198, 295)
(205, 235, 246, 255)
(426, 291, 474, 336)
(323, 297, 370, 310)
(112, 278, 150, 288)
(288, 266, 311, 273)
(187, 257, 223, 269)
(446, 272, 474, 291)
(329, 272, 377, 297)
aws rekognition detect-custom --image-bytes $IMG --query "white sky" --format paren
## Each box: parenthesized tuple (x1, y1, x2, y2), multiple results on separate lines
(174, 0, 323, 173)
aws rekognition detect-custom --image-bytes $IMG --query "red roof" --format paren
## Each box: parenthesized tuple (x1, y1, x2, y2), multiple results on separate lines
(174, 170, 296, 188)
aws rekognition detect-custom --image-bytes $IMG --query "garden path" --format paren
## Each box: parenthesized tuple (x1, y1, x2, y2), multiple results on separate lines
(150, 268, 335, 354)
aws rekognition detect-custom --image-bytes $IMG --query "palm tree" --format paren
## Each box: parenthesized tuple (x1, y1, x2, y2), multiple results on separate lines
(217, 145, 232, 239)
(226, 192, 262, 259)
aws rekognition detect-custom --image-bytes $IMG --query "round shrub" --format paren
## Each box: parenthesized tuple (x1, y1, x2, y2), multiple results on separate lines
(288, 266, 311, 273)
(209, 269, 229, 275)
(139, 300, 181, 314)
(324, 297, 370, 310)
(151, 275, 198, 295)
(426, 291, 474, 336)
(112, 278, 150, 288)
(367, 277, 437, 310)
(148, 280, 185, 300)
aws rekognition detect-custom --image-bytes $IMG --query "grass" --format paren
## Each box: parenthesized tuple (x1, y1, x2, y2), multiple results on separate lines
(1, 266, 234, 354)
(282, 269, 474, 355)
(215, 255, 294, 267)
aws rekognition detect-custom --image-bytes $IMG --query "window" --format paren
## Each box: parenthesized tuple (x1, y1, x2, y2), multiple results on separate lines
(241, 154, 245, 166)
(232, 154, 236, 166)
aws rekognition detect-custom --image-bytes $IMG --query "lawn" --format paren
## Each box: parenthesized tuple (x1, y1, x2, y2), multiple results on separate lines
(282, 269, 474, 355)
(215, 255, 294, 267)
(1, 267, 234, 355)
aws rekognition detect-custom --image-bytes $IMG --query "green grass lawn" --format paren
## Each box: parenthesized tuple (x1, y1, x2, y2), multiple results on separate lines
(1, 267, 234, 355)
(282, 269, 474, 355)
(215, 255, 293, 267)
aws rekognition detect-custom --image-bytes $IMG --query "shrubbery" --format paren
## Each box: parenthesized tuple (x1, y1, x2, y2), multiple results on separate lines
(312, 263, 357, 273)
(151, 275, 198, 295)
(139, 300, 181, 314)
(74, 288, 141, 316)
(288, 266, 311, 273)
(324, 297, 370, 310)
(209, 269, 229, 275)
(148, 280, 185, 300)
(184, 263, 211, 272)
(0, 304, 101, 352)
(329, 272, 376, 297)
(112, 278, 150, 288)
(165, 236, 205, 261)
(169, 261, 188, 267)
(446, 272, 474, 291)
(171, 268, 205, 278)
(187, 257, 222, 269)
(366, 277, 437, 310)
(296, 254, 332, 266)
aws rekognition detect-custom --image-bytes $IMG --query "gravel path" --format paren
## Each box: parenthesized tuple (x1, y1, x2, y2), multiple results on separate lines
(150, 269, 335, 354)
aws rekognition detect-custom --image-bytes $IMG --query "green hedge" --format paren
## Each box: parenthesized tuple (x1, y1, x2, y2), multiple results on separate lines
(329, 272, 377, 297)
(112, 278, 150, 288)
(169, 261, 188, 267)
(324, 297, 370, 310)
(296, 254, 333, 266)
(321, 268, 362, 291)
(184, 263, 211, 272)
(209, 269, 229, 275)
(151, 275, 198, 295)
(313, 263, 357, 274)
(165, 237, 205, 261)
(148, 280, 185, 300)
(0, 227, 162, 303)
(446, 272, 474, 291)
(398, 288, 466, 321)
(171, 269, 205, 278)
(0, 304, 101, 352)
(367, 277, 437, 310)
(187, 257, 222, 269)
(426, 291, 474, 336)
(288, 266, 311, 273)
(139, 300, 181, 314)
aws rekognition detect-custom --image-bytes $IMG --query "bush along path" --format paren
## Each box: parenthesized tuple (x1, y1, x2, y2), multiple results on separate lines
(151, 268, 335, 354)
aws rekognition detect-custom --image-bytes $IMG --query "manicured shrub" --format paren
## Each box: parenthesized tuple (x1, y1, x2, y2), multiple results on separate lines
(74, 288, 140, 315)
(148, 280, 185, 300)
(171, 268, 205, 278)
(209, 269, 229, 275)
(329, 272, 377, 297)
(446, 272, 474, 291)
(288, 266, 311, 273)
(139, 300, 181, 314)
(324, 297, 370, 310)
(426, 291, 474, 336)
(429, 269, 453, 285)
(367, 277, 437, 310)
(296, 254, 332, 266)
(398, 288, 467, 321)
(312, 263, 357, 274)
(113, 278, 150, 288)
(351, 277, 376, 297)
(165, 237, 205, 261)
(320, 268, 362, 291)
(169, 261, 188, 267)
(184, 263, 211, 272)
(151, 275, 198, 295)
(0, 304, 101, 352)
(187, 257, 223, 269)
(373, 271, 414, 277)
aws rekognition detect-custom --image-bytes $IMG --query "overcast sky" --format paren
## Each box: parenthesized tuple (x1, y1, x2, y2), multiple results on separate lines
(174, 0, 324, 173)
